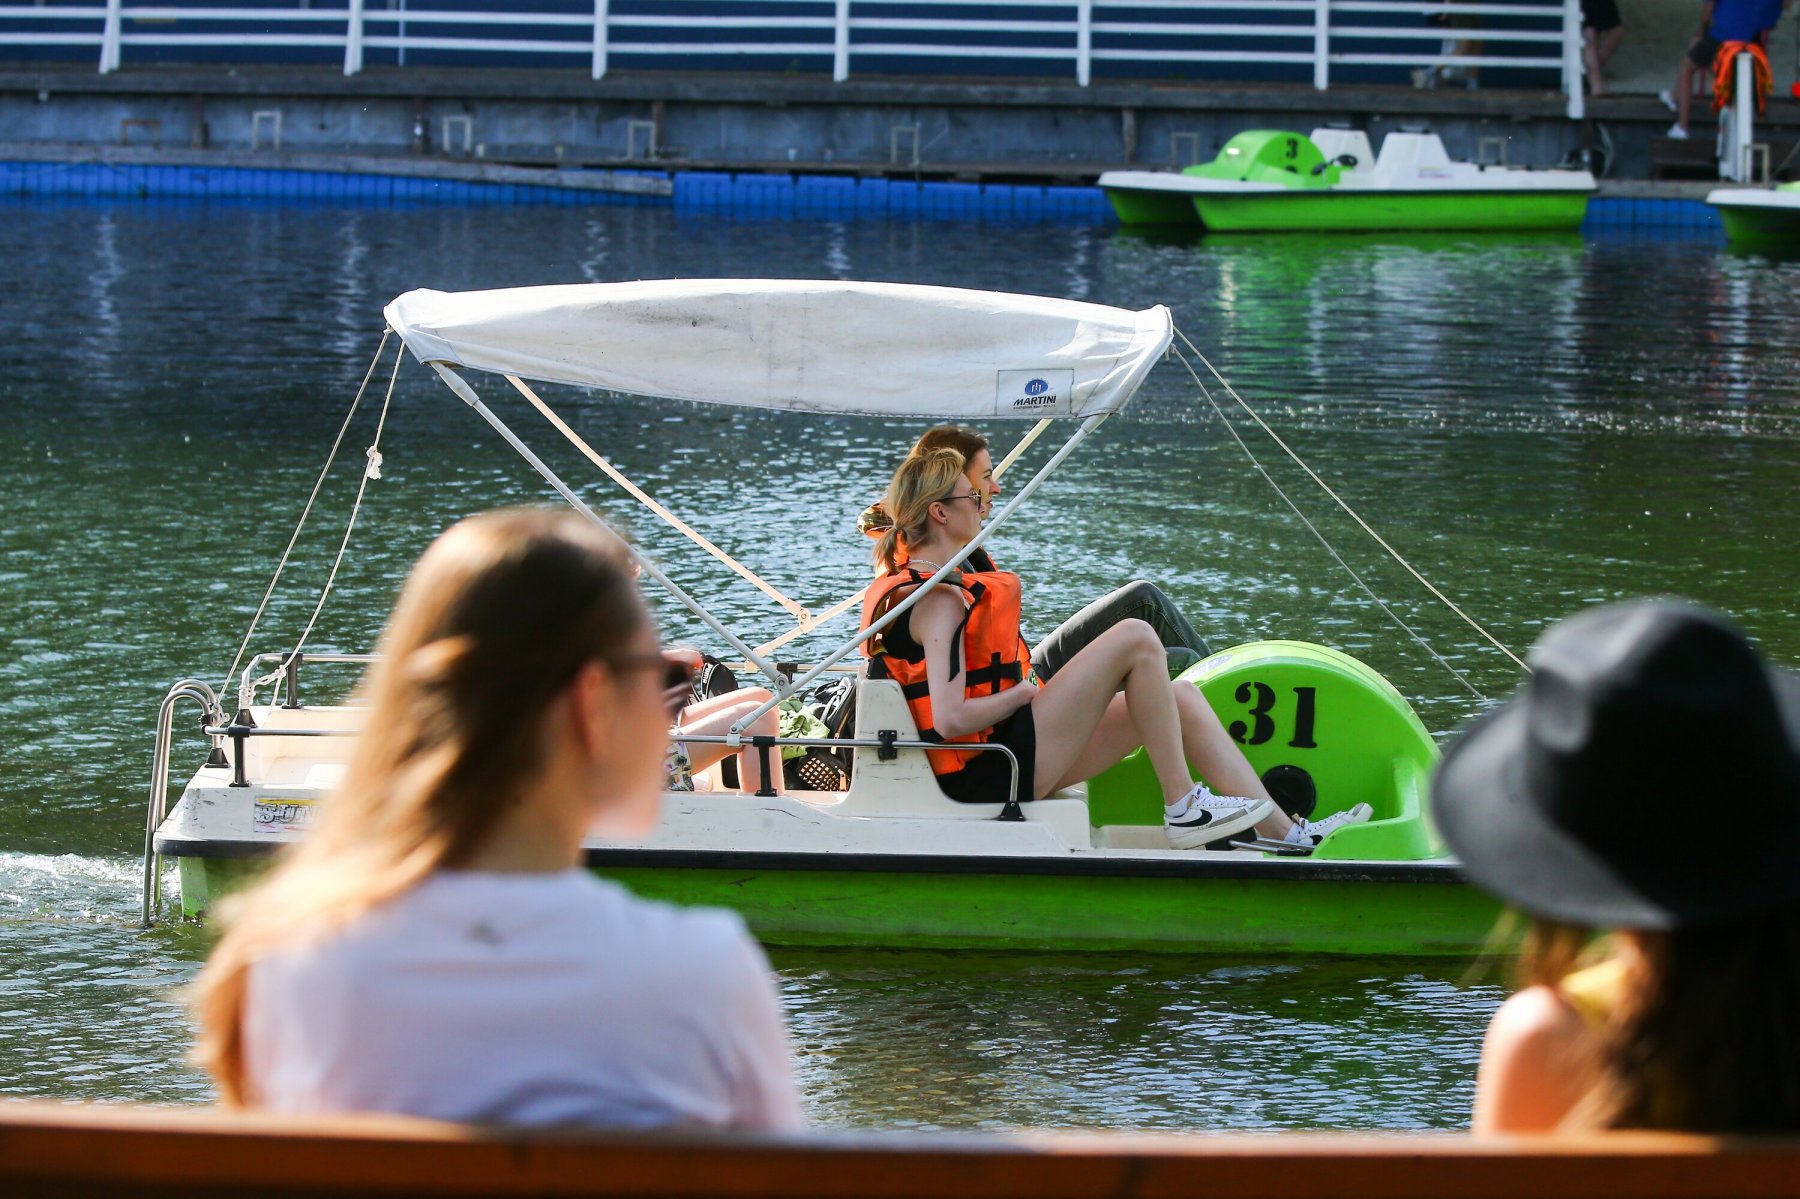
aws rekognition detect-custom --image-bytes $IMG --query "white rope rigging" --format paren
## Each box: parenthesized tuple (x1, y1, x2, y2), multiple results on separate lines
(218, 330, 391, 703)
(505, 375, 811, 623)
(254, 338, 402, 706)
(1174, 326, 1530, 679)
(1170, 341, 1488, 701)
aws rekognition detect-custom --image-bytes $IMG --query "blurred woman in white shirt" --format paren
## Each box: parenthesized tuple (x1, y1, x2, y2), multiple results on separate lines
(193, 508, 803, 1130)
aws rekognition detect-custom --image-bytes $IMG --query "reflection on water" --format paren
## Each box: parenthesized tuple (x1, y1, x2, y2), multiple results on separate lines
(1, 201, 1795, 1127)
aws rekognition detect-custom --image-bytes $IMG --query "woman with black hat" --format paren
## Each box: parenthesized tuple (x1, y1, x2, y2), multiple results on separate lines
(1434, 600, 1800, 1134)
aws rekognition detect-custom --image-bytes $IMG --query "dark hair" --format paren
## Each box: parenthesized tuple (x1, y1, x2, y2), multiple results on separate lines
(911, 424, 989, 463)
(1523, 908, 1800, 1132)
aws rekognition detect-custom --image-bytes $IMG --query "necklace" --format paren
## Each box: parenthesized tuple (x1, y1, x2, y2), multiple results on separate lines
(908, 558, 943, 571)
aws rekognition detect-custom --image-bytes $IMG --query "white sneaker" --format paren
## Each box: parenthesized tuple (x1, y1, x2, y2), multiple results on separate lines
(1284, 803, 1375, 847)
(1164, 784, 1275, 850)
(1666, 122, 1689, 140)
(1658, 89, 1678, 113)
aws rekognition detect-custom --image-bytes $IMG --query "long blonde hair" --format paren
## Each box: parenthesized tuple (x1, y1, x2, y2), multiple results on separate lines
(873, 447, 967, 575)
(192, 508, 646, 1104)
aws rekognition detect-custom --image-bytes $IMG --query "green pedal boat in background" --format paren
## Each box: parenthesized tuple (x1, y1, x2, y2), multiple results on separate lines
(1101, 128, 1595, 233)
(143, 279, 1501, 956)
(1708, 182, 1800, 245)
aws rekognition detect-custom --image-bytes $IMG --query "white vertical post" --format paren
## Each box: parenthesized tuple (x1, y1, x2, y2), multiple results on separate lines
(593, 0, 610, 80)
(1723, 51, 1755, 181)
(833, 0, 850, 82)
(1313, 0, 1329, 91)
(344, 0, 365, 75)
(99, 0, 122, 73)
(1562, 0, 1584, 120)
(1076, 0, 1092, 87)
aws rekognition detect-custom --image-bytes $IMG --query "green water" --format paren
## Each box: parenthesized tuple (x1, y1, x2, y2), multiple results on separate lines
(1, 203, 1795, 1128)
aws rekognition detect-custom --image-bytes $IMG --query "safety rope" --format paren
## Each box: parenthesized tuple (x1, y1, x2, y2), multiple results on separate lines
(218, 330, 391, 702)
(506, 375, 812, 623)
(1175, 326, 1528, 678)
(1170, 343, 1488, 700)
(255, 337, 401, 706)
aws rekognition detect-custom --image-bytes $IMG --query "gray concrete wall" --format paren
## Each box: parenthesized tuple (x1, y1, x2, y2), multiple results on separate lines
(2, 65, 1796, 179)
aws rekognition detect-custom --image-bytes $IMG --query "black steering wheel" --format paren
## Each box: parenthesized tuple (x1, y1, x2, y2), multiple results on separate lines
(1309, 153, 1360, 176)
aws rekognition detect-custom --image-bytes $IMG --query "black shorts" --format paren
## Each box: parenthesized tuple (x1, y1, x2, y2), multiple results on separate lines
(1582, 0, 1622, 33)
(935, 704, 1038, 805)
(1688, 33, 1722, 70)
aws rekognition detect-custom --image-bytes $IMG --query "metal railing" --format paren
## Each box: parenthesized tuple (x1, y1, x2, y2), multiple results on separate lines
(2, 1, 1585, 118)
(141, 678, 224, 926)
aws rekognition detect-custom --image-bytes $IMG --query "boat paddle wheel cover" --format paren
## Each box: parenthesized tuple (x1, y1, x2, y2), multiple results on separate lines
(1261, 764, 1317, 820)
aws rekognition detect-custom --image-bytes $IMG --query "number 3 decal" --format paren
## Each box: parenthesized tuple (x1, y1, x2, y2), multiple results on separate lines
(1228, 683, 1318, 749)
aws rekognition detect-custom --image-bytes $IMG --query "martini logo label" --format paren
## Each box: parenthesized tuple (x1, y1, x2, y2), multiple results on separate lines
(994, 369, 1074, 417)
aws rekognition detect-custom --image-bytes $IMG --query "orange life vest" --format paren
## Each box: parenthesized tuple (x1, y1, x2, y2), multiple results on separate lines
(1713, 41, 1772, 117)
(860, 565, 1032, 777)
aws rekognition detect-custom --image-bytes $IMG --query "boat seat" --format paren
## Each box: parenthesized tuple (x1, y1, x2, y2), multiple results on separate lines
(841, 669, 1089, 844)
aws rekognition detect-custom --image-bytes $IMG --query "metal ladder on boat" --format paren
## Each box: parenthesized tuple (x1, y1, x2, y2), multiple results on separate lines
(141, 679, 226, 927)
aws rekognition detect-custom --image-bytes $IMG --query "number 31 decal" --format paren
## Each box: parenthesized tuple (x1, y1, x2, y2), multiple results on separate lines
(1228, 683, 1318, 749)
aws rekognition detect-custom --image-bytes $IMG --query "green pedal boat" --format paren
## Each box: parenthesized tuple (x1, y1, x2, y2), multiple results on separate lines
(1708, 182, 1800, 244)
(143, 279, 1499, 956)
(1101, 128, 1595, 233)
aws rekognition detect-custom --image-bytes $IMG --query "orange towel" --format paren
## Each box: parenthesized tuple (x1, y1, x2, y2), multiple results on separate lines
(1713, 41, 1773, 117)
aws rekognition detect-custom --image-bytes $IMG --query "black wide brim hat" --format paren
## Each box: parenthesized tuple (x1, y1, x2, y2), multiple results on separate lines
(1435, 600, 1800, 930)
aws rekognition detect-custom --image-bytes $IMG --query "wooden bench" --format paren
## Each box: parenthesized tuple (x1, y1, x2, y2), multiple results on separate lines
(4, 1102, 1800, 1199)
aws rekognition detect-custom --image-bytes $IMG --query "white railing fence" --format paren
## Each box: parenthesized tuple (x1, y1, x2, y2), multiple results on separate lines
(0, 1, 1585, 118)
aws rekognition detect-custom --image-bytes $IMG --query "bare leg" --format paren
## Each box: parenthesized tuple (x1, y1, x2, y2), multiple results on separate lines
(1028, 620, 1191, 805)
(1597, 25, 1624, 71)
(1171, 683, 1292, 839)
(1583, 30, 1605, 96)
(677, 689, 783, 794)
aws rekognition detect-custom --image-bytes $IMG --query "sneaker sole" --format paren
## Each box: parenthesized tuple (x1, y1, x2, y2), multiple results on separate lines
(1165, 797, 1275, 850)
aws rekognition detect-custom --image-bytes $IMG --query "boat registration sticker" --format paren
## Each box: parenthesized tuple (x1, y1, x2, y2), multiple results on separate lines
(995, 369, 1074, 418)
(253, 796, 319, 834)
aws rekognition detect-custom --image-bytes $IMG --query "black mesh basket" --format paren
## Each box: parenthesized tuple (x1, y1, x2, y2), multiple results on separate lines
(785, 748, 849, 792)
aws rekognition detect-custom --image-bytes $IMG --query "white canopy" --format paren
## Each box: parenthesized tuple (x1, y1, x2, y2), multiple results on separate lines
(384, 279, 1172, 420)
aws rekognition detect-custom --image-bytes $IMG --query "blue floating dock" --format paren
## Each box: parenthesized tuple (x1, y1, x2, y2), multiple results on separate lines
(0, 157, 1730, 233)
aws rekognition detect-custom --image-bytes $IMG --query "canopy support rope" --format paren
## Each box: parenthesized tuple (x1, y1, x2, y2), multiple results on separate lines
(1175, 326, 1527, 677)
(250, 336, 402, 708)
(428, 363, 784, 687)
(1170, 342, 1486, 701)
(505, 375, 812, 624)
(218, 329, 392, 703)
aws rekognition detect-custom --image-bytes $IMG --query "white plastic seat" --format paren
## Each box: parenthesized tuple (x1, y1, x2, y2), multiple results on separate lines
(841, 667, 1089, 846)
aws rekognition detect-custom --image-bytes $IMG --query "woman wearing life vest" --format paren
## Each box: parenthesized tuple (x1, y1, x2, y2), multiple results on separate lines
(862, 448, 1372, 850)
(859, 424, 1210, 680)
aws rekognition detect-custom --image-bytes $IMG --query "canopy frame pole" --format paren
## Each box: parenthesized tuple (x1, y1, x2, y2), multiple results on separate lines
(427, 363, 785, 686)
(729, 411, 1111, 736)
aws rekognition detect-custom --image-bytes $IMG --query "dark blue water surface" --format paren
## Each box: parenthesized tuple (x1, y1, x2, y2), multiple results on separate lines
(1, 202, 1795, 1127)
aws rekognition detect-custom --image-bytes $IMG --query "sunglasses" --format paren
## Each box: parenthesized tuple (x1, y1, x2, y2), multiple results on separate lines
(608, 649, 699, 719)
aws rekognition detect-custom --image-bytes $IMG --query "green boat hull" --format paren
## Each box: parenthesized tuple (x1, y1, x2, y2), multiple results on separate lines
(1717, 204, 1800, 244)
(175, 852, 1499, 956)
(1192, 189, 1590, 233)
(1104, 186, 1204, 227)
